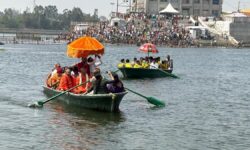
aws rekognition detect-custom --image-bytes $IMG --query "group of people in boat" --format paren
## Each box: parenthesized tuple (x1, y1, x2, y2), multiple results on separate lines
(46, 55, 124, 94)
(117, 55, 173, 70)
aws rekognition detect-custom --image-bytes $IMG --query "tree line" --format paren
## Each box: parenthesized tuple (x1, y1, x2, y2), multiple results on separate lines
(0, 5, 99, 30)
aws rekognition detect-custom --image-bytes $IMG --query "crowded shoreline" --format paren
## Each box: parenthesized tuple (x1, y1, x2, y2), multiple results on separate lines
(59, 13, 242, 48)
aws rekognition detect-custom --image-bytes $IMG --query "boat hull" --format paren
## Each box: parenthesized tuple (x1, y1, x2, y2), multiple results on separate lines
(43, 86, 127, 112)
(118, 68, 173, 78)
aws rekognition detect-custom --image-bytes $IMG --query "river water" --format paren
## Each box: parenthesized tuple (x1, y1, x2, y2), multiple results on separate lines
(0, 44, 250, 150)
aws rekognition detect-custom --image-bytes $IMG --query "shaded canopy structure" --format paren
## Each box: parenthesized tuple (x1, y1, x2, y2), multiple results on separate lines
(159, 3, 179, 14)
(139, 43, 158, 56)
(67, 36, 104, 58)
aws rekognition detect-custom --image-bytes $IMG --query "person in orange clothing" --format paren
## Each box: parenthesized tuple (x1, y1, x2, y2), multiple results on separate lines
(47, 68, 63, 89)
(57, 68, 74, 91)
(74, 67, 91, 94)
(71, 66, 78, 87)
(74, 57, 90, 76)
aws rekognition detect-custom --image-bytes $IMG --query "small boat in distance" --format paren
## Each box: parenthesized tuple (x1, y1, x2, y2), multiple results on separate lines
(0, 41, 4, 45)
(43, 86, 127, 112)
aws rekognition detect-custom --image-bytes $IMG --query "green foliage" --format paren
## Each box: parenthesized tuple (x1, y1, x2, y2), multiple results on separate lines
(0, 5, 99, 30)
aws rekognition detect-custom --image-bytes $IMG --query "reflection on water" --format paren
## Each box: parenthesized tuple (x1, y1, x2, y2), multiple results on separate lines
(43, 102, 126, 150)
(49, 102, 126, 125)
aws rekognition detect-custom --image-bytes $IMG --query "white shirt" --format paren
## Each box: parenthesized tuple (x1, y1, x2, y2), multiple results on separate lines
(150, 62, 159, 69)
(88, 57, 102, 74)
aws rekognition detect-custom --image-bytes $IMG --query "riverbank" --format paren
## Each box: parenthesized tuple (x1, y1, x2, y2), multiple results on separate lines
(0, 39, 244, 49)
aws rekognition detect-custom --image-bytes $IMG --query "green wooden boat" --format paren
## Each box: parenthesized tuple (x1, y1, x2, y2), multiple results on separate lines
(118, 67, 173, 78)
(43, 86, 127, 112)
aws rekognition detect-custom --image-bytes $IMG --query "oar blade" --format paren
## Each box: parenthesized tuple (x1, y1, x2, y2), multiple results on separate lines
(27, 101, 43, 108)
(147, 97, 165, 107)
(37, 101, 44, 106)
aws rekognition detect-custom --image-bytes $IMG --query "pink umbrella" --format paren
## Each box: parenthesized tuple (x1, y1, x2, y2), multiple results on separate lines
(139, 43, 159, 55)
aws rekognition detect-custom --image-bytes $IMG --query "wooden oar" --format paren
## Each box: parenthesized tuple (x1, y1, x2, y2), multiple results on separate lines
(125, 87, 165, 107)
(28, 81, 89, 108)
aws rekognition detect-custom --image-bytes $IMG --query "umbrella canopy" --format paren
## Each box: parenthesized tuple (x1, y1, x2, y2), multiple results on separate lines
(139, 43, 159, 53)
(67, 36, 104, 58)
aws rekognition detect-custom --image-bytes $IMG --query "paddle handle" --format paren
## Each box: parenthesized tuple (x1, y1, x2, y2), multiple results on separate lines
(125, 87, 148, 99)
(42, 81, 89, 104)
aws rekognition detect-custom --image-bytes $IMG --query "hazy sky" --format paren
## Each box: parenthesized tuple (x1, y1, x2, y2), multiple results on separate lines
(0, 0, 250, 17)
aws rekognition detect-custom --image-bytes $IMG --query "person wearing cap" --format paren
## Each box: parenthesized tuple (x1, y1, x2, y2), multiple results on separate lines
(57, 68, 74, 91)
(47, 67, 63, 88)
(105, 71, 124, 93)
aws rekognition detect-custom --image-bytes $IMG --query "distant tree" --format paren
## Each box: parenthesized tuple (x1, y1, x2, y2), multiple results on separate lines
(60, 9, 72, 29)
(44, 5, 58, 19)
(71, 7, 84, 22)
(1, 8, 21, 28)
(0, 6, 98, 30)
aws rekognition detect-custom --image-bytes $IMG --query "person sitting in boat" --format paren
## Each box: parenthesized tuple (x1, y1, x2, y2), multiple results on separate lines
(159, 60, 169, 70)
(124, 59, 132, 68)
(142, 57, 150, 69)
(51, 63, 62, 76)
(57, 67, 74, 91)
(87, 55, 102, 75)
(47, 67, 63, 89)
(166, 55, 171, 69)
(117, 59, 125, 68)
(86, 68, 107, 95)
(169, 59, 173, 71)
(74, 57, 91, 76)
(156, 57, 161, 66)
(133, 60, 143, 68)
(74, 67, 91, 94)
(105, 71, 124, 93)
(148, 56, 154, 63)
(149, 59, 159, 69)
(131, 57, 137, 67)
(71, 66, 79, 87)
(166, 55, 171, 62)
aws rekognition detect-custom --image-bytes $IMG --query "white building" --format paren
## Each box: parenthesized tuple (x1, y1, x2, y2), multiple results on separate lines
(132, 0, 222, 16)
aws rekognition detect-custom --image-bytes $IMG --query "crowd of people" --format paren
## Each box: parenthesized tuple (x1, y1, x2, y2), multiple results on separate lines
(118, 55, 173, 71)
(46, 55, 124, 95)
(59, 13, 195, 47)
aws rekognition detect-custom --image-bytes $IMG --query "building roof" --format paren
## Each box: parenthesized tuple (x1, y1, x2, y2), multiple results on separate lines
(159, 3, 179, 14)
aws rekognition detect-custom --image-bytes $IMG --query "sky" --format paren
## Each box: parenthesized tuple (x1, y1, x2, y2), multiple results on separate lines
(0, 0, 250, 17)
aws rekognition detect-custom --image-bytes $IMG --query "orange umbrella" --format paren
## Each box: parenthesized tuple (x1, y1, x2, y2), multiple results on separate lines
(67, 36, 104, 58)
(139, 43, 159, 53)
